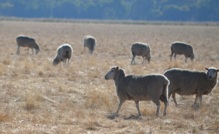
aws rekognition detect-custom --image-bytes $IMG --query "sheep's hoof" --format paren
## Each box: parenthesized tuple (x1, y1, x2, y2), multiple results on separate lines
(193, 104, 200, 109)
(107, 113, 118, 119)
(124, 114, 142, 120)
(137, 115, 142, 120)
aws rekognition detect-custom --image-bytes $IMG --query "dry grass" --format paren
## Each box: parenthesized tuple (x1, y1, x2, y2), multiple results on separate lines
(0, 20, 218, 133)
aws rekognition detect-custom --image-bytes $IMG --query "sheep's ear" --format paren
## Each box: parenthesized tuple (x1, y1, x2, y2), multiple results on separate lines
(115, 66, 119, 70)
(205, 67, 208, 71)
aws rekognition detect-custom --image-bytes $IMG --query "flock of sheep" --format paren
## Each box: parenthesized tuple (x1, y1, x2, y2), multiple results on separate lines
(16, 35, 218, 118)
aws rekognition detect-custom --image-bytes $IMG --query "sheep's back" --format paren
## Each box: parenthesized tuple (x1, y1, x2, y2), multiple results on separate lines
(126, 75, 165, 100)
(57, 44, 72, 60)
(84, 36, 96, 49)
(16, 36, 36, 47)
(131, 43, 150, 56)
(164, 69, 207, 95)
(171, 42, 193, 55)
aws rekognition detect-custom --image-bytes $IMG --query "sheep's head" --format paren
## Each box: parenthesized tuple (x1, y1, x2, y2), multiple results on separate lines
(105, 66, 119, 80)
(35, 48, 40, 54)
(190, 54, 195, 61)
(205, 67, 219, 80)
(53, 57, 60, 66)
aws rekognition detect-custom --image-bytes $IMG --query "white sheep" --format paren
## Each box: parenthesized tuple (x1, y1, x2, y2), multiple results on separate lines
(83, 35, 96, 54)
(170, 41, 195, 62)
(105, 66, 169, 117)
(164, 67, 218, 107)
(53, 44, 73, 65)
(16, 35, 40, 55)
(131, 42, 151, 64)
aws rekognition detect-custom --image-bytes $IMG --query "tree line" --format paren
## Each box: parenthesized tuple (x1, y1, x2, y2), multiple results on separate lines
(0, 0, 218, 21)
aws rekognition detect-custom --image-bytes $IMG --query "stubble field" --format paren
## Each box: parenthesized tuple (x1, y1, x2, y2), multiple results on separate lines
(0, 20, 218, 133)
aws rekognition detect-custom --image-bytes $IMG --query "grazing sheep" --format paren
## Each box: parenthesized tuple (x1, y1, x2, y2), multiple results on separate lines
(16, 35, 40, 55)
(83, 35, 96, 54)
(170, 41, 195, 62)
(105, 66, 169, 117)
(164, 67, 218, 107)
(53, 44, 73, 65)
(131, 42, 151, 64)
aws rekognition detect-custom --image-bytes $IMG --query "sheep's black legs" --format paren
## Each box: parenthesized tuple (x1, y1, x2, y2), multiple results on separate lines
(115, 99, 124, 116)
(131, 55, 136, 64)
(174, 54, 177, 59)
(152, 99, 160, 116)
(185, 56, 187, 63)
(199, 95, 202, 107)
(135, 101, 141, 117)
(172, 93, 178, 106)
(194, 95, 202, 108)
(170, 53, 173, 61)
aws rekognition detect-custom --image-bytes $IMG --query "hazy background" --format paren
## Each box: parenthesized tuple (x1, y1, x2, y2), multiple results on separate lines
(0, 0, 218, 22)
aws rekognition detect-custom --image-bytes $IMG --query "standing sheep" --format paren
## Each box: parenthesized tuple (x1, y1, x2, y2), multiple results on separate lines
(105, 66, 169, 117)
(170, 41, 195, 62)
(53, 44, 73, 65)
(83, 35, 96, 54)
(131, 42, 151, 64)
(164, 67, 218, 107)
(16, 35, 40, 55)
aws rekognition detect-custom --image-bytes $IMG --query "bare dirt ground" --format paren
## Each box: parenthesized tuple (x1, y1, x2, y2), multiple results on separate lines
(0, 20, 218, 133)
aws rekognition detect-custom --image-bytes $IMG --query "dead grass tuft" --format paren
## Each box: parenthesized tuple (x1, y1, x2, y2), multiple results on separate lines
(25, 97, 38, 111)
(210, 120, 219, 133)
(0, 64, 6, 76)
(2, 58, 11, 65)
(141, 107, 155, 116)
(0, 114, 11, 122)
(85, 90, 112, 110)
(38, 70, 43, 76)
(24, 91, 41, 111)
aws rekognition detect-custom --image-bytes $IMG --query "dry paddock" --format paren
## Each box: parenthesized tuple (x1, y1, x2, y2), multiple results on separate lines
(0, 20, 218, 133)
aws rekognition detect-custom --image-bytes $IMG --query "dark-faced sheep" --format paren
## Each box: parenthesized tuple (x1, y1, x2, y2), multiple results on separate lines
(131, 42, 151, 64)
(53, 44, 73, 65)
(105, 66, 169, 117)
(16, 35, 40, 55)
(83, 35, 96, 54)
(170, 41, 195, 62)
(164, 67, 218, 107)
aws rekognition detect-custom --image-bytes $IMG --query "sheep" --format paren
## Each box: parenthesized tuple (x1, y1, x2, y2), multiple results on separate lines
(131, 42, 151, 64)
(104, 66, 169, 117)
(170, 41, 195, 62)
(164, 67, 219, 107)
(83, 35, 96, 54)
(53, 44, 73, 65)
(16, 35, 40, 55)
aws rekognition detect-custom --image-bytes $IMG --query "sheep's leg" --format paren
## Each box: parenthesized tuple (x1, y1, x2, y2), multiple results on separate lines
(199, 95, 202, 107)
(185, 56, 187, 63)
(135, 101, 141, 117)
(174, 54, 177, 59)
(31, 48, 34, 55)
(170, 52, 174, 61)
(131, 55, 136, 64)
(27, 47, 30, 55)
(172, 93, 178, 106)
(115, 99, 124, 116)
(194, 94, 199, 108)
(142, 56, 145, 64)
(17, 46, 20, 54)
(152, 99, 160, 116)
(163, 101, 168, 116)
(160, 95, 168, 116)
(63, 59, 66, 64)
(147, 56, 150, 63)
